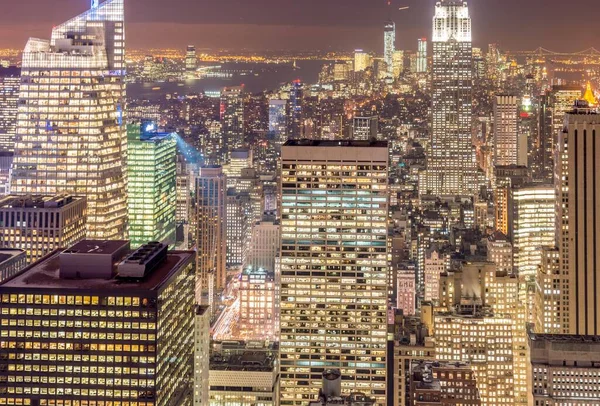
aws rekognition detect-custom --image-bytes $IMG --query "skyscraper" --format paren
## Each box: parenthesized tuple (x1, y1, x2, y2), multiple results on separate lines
(416, 38, 427, 74)
(10, 0, 127, 240)
(354, 49, 371, 72)
(269, 99, 287, 146)
(280, 140, 389, 405)
(384, 21, 396, 81)
(195, 166, 227, 304)
(186, 44, 197, 74)
(423, 0, 478, 197)
(493, 95, 520, 167)
(0, 240, 197, 406)
(127, 123, 177, 249)
(0, 67, 20, 153)
(556, 101, 600, 335)
(287, 80, 304, 140)
(220, 86, 245, 161)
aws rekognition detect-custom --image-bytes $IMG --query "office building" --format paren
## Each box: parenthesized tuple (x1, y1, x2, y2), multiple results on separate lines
(288, 80, 304, 139)
(247, 215, 280, 272)
(392, 50, 404, 79)
(352, 116, 378, 140)
(528, 331, 600, 405)
(556, 101, 600, 335)
(280, 140, 389, 404)
(225, 190, 250, 268)
(195, 166, 227, 303)
(220, 86, 245, 160)
(309, 370, 375, 406)
(354, 49, 371, 72)
(0, 249, 26, 283)
(0, 194, 86, 263)
(423, 246, 448, 303)
(11, 0, 127, 240)
(508, 184, 555, 279)
(0, 67, 20, 153)
(494, 95, 521, 167)
(185, 45, 197, 74)
(384, 21, 396, 81)
(194, 305, 211, 406)
(239, 267, 276, 340)
(210, 341, 279, 406)
(397, 268, 416, 316)
(127, 123, 177, 249)
(424, 0, 478, 197)
(0, 240, 197, 406)
(416, 38, 427, 74)
(269, 99, 287, 146)
(494, 165, 528, 235)
(486, 231, 512, 274)
(535, 247, 561, 334)
(549, 85, 582, 155)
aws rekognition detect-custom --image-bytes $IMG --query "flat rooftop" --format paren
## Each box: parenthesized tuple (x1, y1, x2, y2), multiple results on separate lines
(0, 195, 83, 209)
(0, 248, 194, 292)
(283, 139, 388, 148)
(529, 331, 600, 344)
(0, 249, 26, 264)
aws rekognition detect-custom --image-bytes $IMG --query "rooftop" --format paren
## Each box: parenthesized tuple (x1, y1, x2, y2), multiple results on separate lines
(0, 240, 194, 292)
(283, 139, 388, 148)
(0, 195, 84, 210)
(0, 249, 26, 265)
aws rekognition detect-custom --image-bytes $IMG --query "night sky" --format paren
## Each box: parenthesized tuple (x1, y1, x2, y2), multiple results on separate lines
(0, 0, 598, 51)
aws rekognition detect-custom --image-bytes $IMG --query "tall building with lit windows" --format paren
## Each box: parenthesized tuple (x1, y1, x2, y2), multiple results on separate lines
(195, 166, 227, 304)
(494, 95, 520, 167)
(0, 67, 20, 153)
(185, 45, 197, 75)
(0, 240, 196, 406)
(220, 86, 245, 161)
(556, 101, 600, 336)
(269, 99, 287, 146)
(423, 0, 478, 197)
(416, 38, 427, 74)
(10, 0, 127, 240)
(0, 194, 86, 263)
(279, 140, 389, 405)
(127, 123, 177, 249)
(384, 21, 396, 81)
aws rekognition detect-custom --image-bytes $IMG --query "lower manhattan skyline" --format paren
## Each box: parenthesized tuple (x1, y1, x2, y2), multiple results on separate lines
(0, 0, 599, 50)
(2, 0, 600, 405)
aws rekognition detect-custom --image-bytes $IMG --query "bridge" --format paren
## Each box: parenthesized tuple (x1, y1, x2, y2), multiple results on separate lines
(513, 47, 600, 57)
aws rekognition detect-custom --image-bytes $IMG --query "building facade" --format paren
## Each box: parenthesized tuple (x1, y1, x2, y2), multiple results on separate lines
(279, 140, 389, 405)
(10, 0, 128, 240)
(0, 67, 20, 153)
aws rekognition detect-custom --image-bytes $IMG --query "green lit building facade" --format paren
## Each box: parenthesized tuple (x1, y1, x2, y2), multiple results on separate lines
(127, 123, 177, 248)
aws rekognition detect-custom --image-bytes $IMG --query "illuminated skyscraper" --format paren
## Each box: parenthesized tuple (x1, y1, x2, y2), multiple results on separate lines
(352, 116, 378, 140)
(424, 0, 478, 197)
(556, 101, 600, 335)
(0, 67, 20, 153)
(354, 49, 371, 72)
(494, 95, 520, 167)
(10, 0, 127, 240)
(195, 166, 227, 303)
(269, 99, 287, 146)
(220, 86, 245, 161)
(280, 140, 389, 405)
(384, 21, 396, 81)
(239, 267, 276, 340)
(416, 38, 427, 74)
(185, 45, 197, 74)
(287, 80, 304, 139)
(127, 123, 177, 249)
(0, 240, 196, 406)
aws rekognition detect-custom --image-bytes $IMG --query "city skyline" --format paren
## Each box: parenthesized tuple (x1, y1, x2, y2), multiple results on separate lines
(0, 0, 599, 51)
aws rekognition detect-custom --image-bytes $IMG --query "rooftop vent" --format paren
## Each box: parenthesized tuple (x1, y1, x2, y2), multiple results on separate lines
(117, 241, 167, 279)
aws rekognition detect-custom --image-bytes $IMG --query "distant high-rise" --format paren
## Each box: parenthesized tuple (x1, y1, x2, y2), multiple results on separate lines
(10, 0, 127, 240)
(494, 95, 520, 167)
(239, 267, 276, 340)
(384, 21, 396, 81)
(354, 49, 371, 72)
(352, 116, 379, 140)
(195, 166, 227, 304)
(280, 140, 389, 405)
(186, 44, 197, 73)
(416, 38, 427, 74)
(424, 0, 478, 197)
(287, 80, 304, 139)
(225, 190, 250, 268)
(0, 67, 20, 153)
(269, 99, 287, 145)
(556, 101, 600, 335)
(220, 86, 245, 161)
(127, 123, 177, 249)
